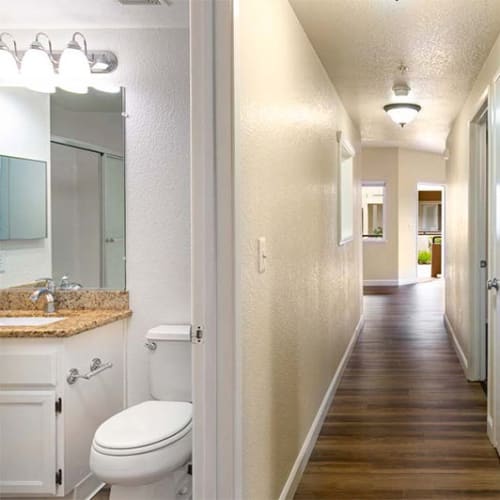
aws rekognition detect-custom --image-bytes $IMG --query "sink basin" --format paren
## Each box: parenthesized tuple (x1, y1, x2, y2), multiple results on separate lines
(0, 317, 66, 327)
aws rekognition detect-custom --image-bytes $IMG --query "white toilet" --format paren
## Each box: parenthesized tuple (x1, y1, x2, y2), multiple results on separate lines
(90, 325, 192, 500)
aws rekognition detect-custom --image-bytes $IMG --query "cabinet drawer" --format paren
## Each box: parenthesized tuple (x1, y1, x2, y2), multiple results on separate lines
(0, 353, 57, 387)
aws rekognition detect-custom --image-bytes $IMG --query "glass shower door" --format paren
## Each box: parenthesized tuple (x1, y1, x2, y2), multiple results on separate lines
(102, 154, 125, 289)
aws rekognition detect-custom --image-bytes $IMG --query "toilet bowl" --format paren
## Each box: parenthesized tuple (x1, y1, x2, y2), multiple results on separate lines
(90, 401, 192, 487)
(90, 324, 193, 500)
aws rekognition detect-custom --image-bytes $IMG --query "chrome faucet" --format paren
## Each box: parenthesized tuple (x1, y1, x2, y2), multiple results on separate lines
(36, 277, 56, 293)
(31, 278, 56, 314)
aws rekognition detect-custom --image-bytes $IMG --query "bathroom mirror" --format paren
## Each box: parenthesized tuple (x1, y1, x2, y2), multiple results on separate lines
(0, 87, 126, 290)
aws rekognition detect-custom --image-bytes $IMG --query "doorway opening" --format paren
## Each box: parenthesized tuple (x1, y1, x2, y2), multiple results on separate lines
(416, 184, 444, 283)
(471, 101, 489, 393)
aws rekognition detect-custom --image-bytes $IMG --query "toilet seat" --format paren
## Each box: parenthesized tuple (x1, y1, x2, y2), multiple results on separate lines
(93, 400, 192, 457)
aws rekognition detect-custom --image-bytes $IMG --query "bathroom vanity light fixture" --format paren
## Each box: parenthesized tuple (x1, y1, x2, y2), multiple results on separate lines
(0, 31, 118, 94)
(0, 33, 19, 84)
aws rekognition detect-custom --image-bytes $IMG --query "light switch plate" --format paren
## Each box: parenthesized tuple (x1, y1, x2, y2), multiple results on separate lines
(258, 237, 266, 273)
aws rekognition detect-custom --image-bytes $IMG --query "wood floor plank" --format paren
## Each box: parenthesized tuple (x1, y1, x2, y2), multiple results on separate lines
(294, 281, 500, 500)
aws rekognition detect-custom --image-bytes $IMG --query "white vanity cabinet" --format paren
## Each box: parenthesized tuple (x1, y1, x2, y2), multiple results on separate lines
(0, 320, 126, 498)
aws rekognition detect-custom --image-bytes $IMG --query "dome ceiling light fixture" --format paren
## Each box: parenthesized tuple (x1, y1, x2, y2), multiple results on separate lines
(384, 103, 422, 128)
(384, 81, 422, 128)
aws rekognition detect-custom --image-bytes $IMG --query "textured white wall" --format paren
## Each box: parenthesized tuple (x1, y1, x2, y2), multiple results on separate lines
(7, 28, 191, 404)
(446, 31, 500, 370)
(235, 0, 363, 497)
(362, 147, 445, 284)
(362, 148, 400, 282)
(0, 88, 51, 287)
(398, 149, 445, 283)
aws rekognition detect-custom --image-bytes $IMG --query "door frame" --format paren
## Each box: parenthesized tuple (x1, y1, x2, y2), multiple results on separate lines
(190, 1, 240, 499)
(415, 183, 445, 283)
(469, 97, 489, 384)
(488, 75, 500, 448)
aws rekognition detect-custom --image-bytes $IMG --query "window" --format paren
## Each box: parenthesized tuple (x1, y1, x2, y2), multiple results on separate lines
(337, 131, 355, 245)
(362, 183, 385, 239)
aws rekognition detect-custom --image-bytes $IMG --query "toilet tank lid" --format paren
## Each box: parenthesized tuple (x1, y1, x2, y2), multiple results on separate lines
(146, 324, 191, 341)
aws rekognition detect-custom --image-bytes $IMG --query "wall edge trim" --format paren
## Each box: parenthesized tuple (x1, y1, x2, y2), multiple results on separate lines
(487, 415, 497, 448)
(278, 315, 365, 500)
(443, 313, 469, 377)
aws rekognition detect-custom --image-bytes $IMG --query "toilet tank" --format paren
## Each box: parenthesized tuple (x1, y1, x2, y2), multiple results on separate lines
(146, 325, 192, 401)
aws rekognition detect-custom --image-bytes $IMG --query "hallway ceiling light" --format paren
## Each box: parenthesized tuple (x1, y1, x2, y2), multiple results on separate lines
(20, 32, 56, 93)
(58, 32, 91, 94)
(384, 103, 421, 128)
(383, 73, 421, 128)
(0, 33, 19, 84)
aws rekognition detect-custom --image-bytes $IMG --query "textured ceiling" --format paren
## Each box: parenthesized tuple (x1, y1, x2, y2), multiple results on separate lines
(290, 0, 500, 153)
(0, 0, 188, 29)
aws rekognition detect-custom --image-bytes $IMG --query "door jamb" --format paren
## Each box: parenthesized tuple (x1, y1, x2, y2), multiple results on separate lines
(469, 95, 489, 383)
(190, 1, 240, 498)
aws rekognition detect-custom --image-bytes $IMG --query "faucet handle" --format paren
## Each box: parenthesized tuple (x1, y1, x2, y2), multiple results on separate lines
(36, 277, 55, 293)
(59, 275, 83, 290)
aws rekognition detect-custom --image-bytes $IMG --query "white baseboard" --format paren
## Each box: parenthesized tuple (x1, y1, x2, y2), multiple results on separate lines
(487, 414, 496, 448)
(363, 279, 416, 286)
(443, 313, 469, 376)
(278, 315, 365, 500)
(2, 474, 105, 500)
(398, 277, 417, 286)
(363, 279, 398, 286)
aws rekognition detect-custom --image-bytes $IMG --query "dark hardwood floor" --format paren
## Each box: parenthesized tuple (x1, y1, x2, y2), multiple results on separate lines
(294, 280, 500, 499)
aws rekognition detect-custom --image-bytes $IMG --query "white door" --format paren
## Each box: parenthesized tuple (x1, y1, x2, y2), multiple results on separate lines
(191, 1, 238, 498)
(102, 154, 126, 289)
(488, 76, 500, 447)
(0, 391, 57, 496)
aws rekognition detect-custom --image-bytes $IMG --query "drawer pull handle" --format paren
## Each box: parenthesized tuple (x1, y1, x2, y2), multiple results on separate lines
(67, 358, 113, 385)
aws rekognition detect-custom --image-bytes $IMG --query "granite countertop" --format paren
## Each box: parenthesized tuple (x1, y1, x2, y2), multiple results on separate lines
(0, 309, 132, 338)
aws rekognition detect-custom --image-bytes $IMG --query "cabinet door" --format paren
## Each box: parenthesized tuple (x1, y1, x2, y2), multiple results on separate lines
(0, 391, 56, 496)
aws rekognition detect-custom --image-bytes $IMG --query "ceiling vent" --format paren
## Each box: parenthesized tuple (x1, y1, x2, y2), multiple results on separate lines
(118, 0, 162, 5)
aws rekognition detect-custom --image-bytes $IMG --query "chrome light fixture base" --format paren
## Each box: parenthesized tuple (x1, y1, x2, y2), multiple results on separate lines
(17, 49, 118, 74)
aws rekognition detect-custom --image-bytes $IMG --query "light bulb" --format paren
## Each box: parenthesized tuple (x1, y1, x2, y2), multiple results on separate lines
(0, 49, 18, 84)
(58, 45, 90, 94)
(21, 47, 55, 93)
